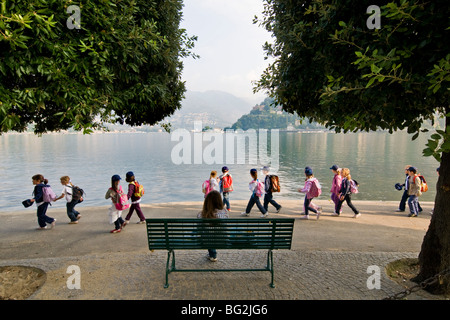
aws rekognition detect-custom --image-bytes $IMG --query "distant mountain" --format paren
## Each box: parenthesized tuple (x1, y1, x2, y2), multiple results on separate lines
(166, 90, 253, 129)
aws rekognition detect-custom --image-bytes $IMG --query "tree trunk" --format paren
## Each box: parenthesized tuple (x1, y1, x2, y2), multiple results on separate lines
(414, 115, 450, 295)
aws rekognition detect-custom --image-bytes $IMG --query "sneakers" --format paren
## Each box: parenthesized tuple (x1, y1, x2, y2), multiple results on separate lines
(331, 212, 340, 216)
(276, 206, 282, 213)
(206, 254, 217, 262)
(137, 220, 145, 224)
(242, 212, 268, 217)
(353, 213, 361, 218)
(110, 228, 122, 233)
(68, 221, 79, 224)
(299, 215, 309, 220)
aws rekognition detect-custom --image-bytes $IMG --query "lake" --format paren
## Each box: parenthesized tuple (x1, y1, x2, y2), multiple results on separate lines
(0, 130, 440, 212)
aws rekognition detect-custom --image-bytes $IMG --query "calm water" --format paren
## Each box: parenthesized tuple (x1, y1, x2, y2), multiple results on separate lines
(0, 131, 440, 212)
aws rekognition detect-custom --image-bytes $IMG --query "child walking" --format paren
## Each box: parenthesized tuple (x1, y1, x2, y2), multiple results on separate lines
(241, 168, 268, 217)
(202, 170, 220, 197)
(407, 166, 422, 217)
(124, 171, 146, 224)
(262, 166, 282, 213)
(330, 165, 343, 216)
(298, 167, 322, 220)
(105, 174, 127, 233)
(197, 190, 229, 262)
(219, 166, 233, 211)
(54, 176, 82, 224)
(30, 174, 56, 230)
(336, 168, 360, 218)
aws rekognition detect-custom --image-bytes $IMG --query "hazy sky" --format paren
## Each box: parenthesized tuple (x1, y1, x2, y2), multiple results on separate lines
(180, 0, 273, 105)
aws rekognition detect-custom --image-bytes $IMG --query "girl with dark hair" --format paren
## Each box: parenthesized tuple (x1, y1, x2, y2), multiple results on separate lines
(241, 168, 268, 218)
(30, 174, 56, 230)
(197, 190, 228, 261)
(105, 174, 127, 233)
(298, 167, 322, 220)
(124, 171, 146, 225)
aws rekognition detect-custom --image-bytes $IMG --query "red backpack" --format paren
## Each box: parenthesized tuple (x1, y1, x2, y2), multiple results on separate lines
(413, 175, 428, 193)
(222, 175, 233, 192)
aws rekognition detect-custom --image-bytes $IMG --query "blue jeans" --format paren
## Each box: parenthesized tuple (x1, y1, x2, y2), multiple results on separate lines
(408, 195, 419, 215)
(245, 194, 267, 214)
(263, 192, 281, 211)
(223, 192, 230, 210)
(303, 195, 318, 215)
(400, 189, 422, 212)
(66, 199, 80, 222)
(37, 203, 54, 228)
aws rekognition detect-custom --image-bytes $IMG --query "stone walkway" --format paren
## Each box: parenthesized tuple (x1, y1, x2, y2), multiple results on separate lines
(0, 200, 443, 301)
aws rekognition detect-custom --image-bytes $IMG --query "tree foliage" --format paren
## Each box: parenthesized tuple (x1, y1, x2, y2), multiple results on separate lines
(255, 0, 450, 294)
(0, 0, 197, 134)
(254, 0, 449, 159)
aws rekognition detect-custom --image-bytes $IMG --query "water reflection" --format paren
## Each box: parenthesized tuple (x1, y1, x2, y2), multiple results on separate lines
(0, 130, 439, 212)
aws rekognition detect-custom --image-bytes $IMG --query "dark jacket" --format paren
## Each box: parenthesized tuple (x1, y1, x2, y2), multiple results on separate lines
(33, 183, 45, 202)
(339, 178, 352, 195)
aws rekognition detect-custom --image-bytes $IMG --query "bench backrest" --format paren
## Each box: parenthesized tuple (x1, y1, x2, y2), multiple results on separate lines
(146, 218, 295, 250)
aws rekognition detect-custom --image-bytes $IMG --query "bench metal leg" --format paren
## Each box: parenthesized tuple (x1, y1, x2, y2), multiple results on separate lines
(165, 249, 275, 288)
(267, 249, 275, 288)
(165, 250, 175, 288)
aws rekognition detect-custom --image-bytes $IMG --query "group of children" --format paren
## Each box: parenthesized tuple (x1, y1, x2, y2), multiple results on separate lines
(34, 162, 433, 232)
(28, 171, 145, 233)
(105, 171, 146, 233)
(200, 164, 360, 221)
(28, 162, 432, 238)
(395, 165, 434, 217)
(197, 164, 360, 262)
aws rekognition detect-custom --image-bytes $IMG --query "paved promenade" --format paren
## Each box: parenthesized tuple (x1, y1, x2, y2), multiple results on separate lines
(0, 199, 442, 301)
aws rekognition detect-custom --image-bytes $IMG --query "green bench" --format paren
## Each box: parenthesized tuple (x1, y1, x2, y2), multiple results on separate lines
(145, 218, 295, 288)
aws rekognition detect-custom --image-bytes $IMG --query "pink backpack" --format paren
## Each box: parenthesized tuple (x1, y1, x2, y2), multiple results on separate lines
(202, 180, 213, 195)
(350, 179, 359, 194)
(111, 186, 130, 211)
(254, 179, 265, 197)
(42, 185, 57, 203)
(309, 178, 322, 198)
